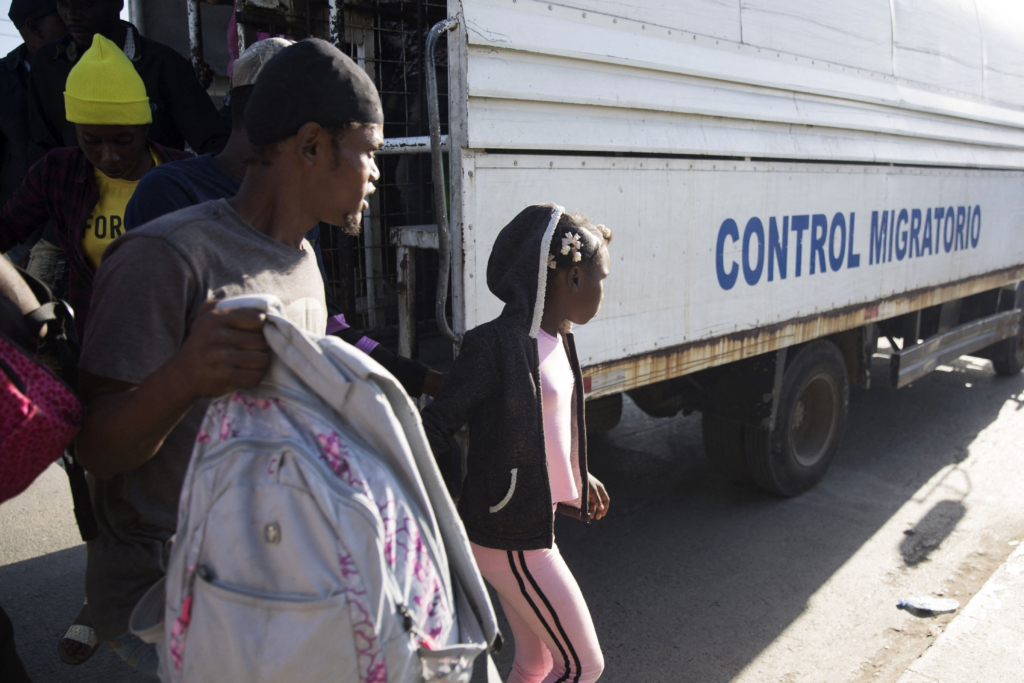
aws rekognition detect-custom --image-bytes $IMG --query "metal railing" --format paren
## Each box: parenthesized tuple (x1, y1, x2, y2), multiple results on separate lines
(425, 17, 460, 345)
(192, 0, 457, 355)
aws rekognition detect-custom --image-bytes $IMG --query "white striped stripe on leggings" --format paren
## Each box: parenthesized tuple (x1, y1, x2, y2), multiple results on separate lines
(471, 542, 604, 683)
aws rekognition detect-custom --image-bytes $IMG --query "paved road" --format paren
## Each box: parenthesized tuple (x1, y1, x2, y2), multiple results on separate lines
(3, 352, 1023, 682)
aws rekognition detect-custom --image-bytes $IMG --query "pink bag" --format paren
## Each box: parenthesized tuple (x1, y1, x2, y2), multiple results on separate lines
(0, 333, 83, 505)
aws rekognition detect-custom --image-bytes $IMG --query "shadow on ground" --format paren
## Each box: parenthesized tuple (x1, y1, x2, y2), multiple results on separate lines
(481, 354, 1024, 683)
(5, 353, 1022, 683)
(900, 499, 967, 566)
(0, 545, 151, 682)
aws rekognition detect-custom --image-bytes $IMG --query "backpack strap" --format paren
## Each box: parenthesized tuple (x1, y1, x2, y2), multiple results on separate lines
(23, 301, 60, 337)
(26, 298, 94, 540)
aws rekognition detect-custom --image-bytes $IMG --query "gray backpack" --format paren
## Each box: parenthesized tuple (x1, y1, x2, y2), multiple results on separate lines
(131, 295, 501, 683)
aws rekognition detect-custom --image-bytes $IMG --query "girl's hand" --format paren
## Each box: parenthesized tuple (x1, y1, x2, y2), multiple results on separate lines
(588, 474, 610, 521)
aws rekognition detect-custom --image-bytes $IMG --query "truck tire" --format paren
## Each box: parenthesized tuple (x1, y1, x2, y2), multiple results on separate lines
(991, 328, 1024, 376)
(744, 341, 849, 496)
(585, 393, 623, 435)
(701, 414, 752, 483)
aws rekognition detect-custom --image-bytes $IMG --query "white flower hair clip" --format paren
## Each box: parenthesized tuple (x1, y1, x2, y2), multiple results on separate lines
(552, 232, 584, 268)
(561, 232, 582, 256)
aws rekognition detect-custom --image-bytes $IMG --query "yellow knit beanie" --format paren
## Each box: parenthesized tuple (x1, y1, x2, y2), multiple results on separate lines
(64, 34, 152, 125)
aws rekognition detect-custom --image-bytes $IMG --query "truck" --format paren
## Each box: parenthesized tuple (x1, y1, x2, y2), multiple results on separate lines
(178, 0, 1024, 496)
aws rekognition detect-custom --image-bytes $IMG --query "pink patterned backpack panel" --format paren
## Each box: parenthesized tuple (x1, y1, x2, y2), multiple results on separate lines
(0, 336, 83, 504)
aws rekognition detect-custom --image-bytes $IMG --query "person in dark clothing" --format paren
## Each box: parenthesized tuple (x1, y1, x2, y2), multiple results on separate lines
(1, 0, 67, 268)
(0, 38, 190, 666)
(0, 598, 30, 681)
(422, 205, 612, 683)
(0, 34, 191, 340)
(1, 0, 66, 211)
(27, 0, 228, 161)
(125, 38, 445, 398)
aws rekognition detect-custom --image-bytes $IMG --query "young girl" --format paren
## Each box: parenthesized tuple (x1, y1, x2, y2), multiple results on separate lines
(424, 203, 612, 683)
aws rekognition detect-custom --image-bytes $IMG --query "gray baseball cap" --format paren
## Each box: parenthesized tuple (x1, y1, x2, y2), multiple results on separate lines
(231, 37, 294, 89)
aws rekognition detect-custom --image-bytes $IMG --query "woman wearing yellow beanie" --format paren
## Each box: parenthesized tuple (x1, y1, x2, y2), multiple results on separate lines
(0, 33, 191, 670)
(0, 33, 190, 338)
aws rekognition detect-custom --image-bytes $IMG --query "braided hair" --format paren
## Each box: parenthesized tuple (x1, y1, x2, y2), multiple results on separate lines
(546, 210, 614, 275)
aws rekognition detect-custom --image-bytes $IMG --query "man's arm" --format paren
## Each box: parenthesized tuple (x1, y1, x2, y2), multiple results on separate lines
(76, 306, 271, 479)
(162, 49, 230, 155)
(366, 344, 439, 397)
(0, 257, 47, 347)
(26, 54, 65, 163)
(326, 313, 443, 397)
(0, 255, 41, 318)
(74, 232, 271, 479)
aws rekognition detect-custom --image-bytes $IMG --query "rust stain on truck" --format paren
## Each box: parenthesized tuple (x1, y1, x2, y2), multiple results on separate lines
(583, 266, 1024, 399)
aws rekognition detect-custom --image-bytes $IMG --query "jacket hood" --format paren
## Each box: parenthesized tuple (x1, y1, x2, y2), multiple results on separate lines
(486, 203, 564, 338)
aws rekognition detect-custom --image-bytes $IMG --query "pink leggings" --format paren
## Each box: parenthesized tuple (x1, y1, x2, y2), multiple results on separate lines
(472, 542, 604, 683)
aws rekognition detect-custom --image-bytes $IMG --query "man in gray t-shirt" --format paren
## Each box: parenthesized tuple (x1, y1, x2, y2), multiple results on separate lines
(75, 39, 386, 673)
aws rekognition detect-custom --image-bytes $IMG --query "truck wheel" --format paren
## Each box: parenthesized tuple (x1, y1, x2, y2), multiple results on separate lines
(991, 328, 1024, 376)
(585, 393, 623, 435)
(701, 413, 752, 483)
(744, 341, 849, 496)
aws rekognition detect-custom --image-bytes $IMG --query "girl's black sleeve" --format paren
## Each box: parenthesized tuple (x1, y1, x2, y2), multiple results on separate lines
(421, 327, 498, 496)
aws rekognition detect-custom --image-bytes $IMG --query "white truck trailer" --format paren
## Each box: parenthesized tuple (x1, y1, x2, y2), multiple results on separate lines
(219, 0, 1024, 496)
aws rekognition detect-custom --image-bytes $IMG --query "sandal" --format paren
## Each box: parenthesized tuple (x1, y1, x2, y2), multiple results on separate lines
(57, 612, 99, 665)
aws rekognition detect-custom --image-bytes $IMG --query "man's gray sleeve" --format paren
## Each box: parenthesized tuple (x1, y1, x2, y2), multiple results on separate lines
(79, 235, 201, 385)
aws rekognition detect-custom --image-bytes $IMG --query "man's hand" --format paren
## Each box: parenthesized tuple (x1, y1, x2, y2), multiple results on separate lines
(77, 304, 273, 479)
(196, 60, 215, 90)
(588, 474, 610, 521)
(169, 306, 272, 401)
(421, 369, 446, 397)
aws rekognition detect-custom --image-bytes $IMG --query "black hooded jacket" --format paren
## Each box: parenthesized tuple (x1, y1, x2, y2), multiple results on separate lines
(422, 203, 590, 551)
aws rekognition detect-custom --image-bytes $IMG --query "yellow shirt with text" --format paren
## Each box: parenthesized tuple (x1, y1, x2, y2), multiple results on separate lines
(82, 149, 161, 270)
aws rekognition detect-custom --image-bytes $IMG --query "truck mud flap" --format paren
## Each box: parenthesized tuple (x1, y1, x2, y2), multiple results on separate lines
(889, 309, 1022, 388)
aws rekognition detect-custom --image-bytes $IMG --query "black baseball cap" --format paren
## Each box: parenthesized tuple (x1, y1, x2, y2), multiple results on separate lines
(245, 38, 383, 146)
